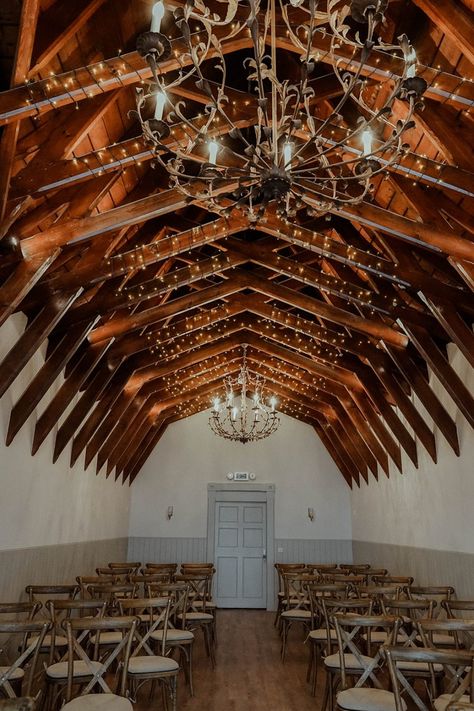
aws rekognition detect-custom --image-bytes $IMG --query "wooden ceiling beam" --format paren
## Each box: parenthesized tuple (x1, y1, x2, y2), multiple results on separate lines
(0, 31, 253, 126)
(421, 299, 474, 371)
(0, 291, 79, 400)
(6, 318, 97, 445)
(28, 0, 107, 79)
(83, 390, 136, 470)
(349, 391, 402, 473)
(97, 395, 149, 475)
(400, 324, 474, 430)
(412, 0, 474, 69)
(0, 0, 41, 221)
(236, 270, 408, 348)
(87, 278, 246, 344)
(31, 341, 112, 455)
(0, 250, 60, 328)
(313, 422, 355, 487)
(128, 423, 168, 484)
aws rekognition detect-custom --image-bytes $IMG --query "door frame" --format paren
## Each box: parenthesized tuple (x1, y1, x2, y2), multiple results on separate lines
(207, 482, 276, 611)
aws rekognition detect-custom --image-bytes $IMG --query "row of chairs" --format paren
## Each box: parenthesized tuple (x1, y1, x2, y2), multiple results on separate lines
(1, 562, 217, 709)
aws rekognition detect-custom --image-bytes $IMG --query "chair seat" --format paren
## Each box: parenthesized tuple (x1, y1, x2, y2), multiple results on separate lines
(150, 629, 194, 643)
(30, 634, 68, 648)
(178, 612, 213, 622)
(89, 632, 123, 645)
(324, 653, 373, 670)
(308, 628, 337, 642)
(192, 600, 216, 610)
(128, 655, 179, 674)
(63, 695, 133, 711)
(0, 666, 24, 681)
(337, 688, 406, 711)
(281, 609, 311, 620)
(46, 661, 102, 680)
(397, 660, 443, 673)
(434, 694, 471, 711)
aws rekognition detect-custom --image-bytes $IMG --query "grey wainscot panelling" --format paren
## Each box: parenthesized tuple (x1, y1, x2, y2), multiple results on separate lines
(275, 539, 353, 564)
(353, 541, 474, 598)
(128, 537, 208, 564)
(0, 538, 128, 602)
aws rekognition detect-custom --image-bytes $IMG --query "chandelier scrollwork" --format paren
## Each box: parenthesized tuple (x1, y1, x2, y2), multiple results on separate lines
(135, 0, 427, 220)
(209, 345, 280, 443)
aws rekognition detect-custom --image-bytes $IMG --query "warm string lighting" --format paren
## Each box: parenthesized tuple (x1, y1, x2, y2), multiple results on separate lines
(209, 345, 280, 444)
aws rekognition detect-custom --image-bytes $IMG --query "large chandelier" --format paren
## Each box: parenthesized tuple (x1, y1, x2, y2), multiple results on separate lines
(209, 345, 280, 443)
(135, 0, 427, 219)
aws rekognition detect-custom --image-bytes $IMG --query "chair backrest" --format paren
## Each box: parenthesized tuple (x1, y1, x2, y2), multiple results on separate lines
(372, 575, 414, 587)
(409, 586, 456, 619)
(0, 604, 40, 622)
(417, 617, 474, 651)
(76, 576, 117, 599)
(64, 616, 136, 700)
(282, 574, 316, 613)
(382, 599, 436, 647)
(334, 614, 400, 691)
(180, 563, 213, 570)
(0, 621, 49, 698)
(144, 563, 177, 574)
(175, 574, 211, 615)
(25, 586, 78, 613)
(44, 599, 106, 663)
(119, 598, 171, 657)
(307, 583, 350, 626)
(443, 600, 474, 619)
(359, 585, 402, 608)
(385, 645, 474, 711)
(109, 562, 141, 573)
(339, 563, 371, 571)
(275, 564, 306, 593)
(152, 584, 189, 629)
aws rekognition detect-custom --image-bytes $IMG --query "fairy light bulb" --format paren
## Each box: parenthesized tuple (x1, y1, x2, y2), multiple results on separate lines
(150, 1, 165, 32)
(208, 140, 219, 165)
(154, 91, 166, 120)
(362, 128, 373, 156)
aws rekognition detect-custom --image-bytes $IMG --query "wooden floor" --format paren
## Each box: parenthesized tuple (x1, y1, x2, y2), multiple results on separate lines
(136, 609, 322, 710)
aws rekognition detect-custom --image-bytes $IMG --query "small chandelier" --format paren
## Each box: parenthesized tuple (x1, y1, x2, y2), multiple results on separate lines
(209, 345, 280, 443)
(135, 0, 427, 220)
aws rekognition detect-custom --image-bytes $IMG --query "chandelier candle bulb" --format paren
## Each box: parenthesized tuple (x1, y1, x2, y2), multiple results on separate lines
(150, 1, 165, 32)
(406, 47, 417, 78)
(283, 142, 293, 167)
(362, 129, 373, 156)
(208, 140, 219, 165)
(154, 91, 166, 120)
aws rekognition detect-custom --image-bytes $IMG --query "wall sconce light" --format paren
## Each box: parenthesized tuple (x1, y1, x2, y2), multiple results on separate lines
(308, 507, 315, 522)
(167, 506, 174, 520)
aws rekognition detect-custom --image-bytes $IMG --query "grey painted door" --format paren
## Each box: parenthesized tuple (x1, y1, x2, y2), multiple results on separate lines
(214, 501, 267, 608)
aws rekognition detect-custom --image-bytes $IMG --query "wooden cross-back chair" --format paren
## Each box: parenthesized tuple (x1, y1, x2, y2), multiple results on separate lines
(339, 564, 371, 572)
(144, 564, 177, 578)
(0, 621, 49, 701)
(87, 584, 137, 615)
(109, 562, 141, 575)
(381, 598, 436, 647)
(175, 573, 216, 668)
(129, 574, 170, 597)
(331, 614, 402, 711)
(54, 616, 137, 711)
(320, 598, 374, 711)
(274, 564, 306, 627)
(358, 585, 403, 612)
(280, 573, 318, 661)
(385, 646, 474, 711)
(151, 583, 194, 696)
(306, 583, 350, 697)
(75, 577, 117, 600)
(408, 586, 456, 613)
(120, 598, 179, 711)
(442, 600, 474, 620)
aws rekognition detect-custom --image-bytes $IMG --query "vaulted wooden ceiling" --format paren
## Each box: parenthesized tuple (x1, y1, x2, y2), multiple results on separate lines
(0, 0, 473, 486)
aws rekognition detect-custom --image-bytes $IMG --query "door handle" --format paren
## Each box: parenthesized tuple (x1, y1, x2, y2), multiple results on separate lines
(262, 549, 267, 559)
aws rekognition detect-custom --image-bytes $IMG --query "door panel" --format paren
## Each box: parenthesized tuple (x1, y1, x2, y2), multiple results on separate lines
(215, 501, 266, 608)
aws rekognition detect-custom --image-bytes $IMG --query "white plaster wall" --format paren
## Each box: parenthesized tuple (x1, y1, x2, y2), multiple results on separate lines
(351, 345, 474, 554)
(129, 409, 352, 540)
(0, 314, 131, 551)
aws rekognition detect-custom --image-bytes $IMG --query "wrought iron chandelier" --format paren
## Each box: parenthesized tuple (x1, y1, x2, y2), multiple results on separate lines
(209, 345, 280, 443)
(135, 0, 427, 220)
